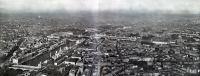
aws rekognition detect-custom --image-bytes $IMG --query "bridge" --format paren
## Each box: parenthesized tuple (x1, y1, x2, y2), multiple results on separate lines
(74, 35, 136, 40)
(8, 65, 41, 71)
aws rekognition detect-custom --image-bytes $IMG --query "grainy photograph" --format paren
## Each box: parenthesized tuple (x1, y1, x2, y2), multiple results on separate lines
(0, 0, 200, 76)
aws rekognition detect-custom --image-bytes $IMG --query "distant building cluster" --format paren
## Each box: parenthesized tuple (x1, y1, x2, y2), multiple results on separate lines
(0, 14, 200, 76)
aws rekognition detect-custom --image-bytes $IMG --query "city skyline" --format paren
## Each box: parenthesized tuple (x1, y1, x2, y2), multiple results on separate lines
(0, 0, 200, 76)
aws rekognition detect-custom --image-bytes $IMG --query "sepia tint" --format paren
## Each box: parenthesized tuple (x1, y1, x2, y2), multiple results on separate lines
(0, 0, 200, 76)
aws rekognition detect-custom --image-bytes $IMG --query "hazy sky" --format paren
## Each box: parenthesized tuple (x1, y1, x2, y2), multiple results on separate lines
(0, 0, 200, 14)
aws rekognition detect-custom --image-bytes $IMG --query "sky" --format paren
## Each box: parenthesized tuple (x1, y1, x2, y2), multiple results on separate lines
(0, 0, 200, 14)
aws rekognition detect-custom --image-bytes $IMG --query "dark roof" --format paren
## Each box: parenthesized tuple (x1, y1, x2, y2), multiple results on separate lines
(55, 57, 67, 65)
(66, 58, 79, 62)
